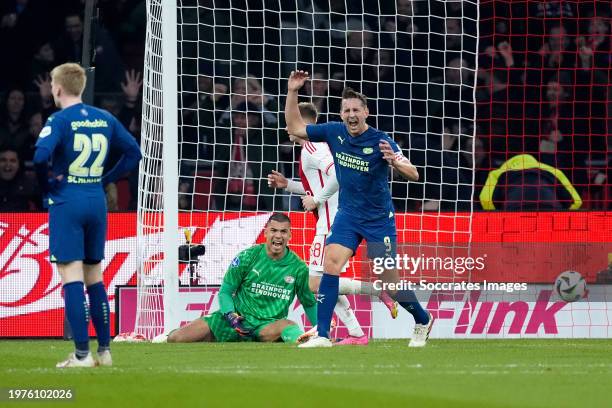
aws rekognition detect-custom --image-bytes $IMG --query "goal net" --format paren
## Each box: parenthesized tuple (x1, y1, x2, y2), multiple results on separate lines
(134, 0, 479, 339)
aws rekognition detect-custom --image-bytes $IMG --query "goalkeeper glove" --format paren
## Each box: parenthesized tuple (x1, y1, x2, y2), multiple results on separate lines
(224, 312, 251, 337)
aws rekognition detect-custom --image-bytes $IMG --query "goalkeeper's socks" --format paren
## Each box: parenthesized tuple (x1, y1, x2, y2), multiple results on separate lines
(395, 289, 430, 325)
(280, 325, 303, 343)
(63, 281, 90, 359)
(316, 273, 339, 338)
(87, 282, 111, 351)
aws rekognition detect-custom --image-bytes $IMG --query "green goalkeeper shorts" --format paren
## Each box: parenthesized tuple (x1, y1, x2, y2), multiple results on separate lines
(202, 311, 272, 342)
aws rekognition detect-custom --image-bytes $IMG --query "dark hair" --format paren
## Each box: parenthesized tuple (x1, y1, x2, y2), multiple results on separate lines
(298, 102, 318, 123)
(341, 87, 367, 108)
(0, 144, 19, 155)
(266, 212, 291, 226)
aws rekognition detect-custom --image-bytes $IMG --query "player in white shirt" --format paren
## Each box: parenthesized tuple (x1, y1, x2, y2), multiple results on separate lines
(268, 102, 398, 345)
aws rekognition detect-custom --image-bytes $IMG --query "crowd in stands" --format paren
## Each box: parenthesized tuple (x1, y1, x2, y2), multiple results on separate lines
(0, 0, 144, 211)
(0, 0, 610, 212)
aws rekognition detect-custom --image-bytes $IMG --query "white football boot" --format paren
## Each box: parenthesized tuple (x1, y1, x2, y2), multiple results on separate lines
(408, 312, 434, 348)
(298, 335, 333, 348)
(152, 332, 169, 343)
(56, 352, 96, 368)
(96, 350, 113, 366)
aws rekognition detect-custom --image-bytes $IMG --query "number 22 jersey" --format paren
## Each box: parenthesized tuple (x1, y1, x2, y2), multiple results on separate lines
(36, 103, 138, 205)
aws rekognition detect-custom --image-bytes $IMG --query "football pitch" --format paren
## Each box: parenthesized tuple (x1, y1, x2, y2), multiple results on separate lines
(1, 339, 610, 408)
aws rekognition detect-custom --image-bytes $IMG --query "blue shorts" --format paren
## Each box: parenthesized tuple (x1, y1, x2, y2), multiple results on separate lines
(48, 197, 107, 264)
(326, 210, 397, 259)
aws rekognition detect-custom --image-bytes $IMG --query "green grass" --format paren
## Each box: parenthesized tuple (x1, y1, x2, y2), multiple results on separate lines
(1, 339, 611, 408)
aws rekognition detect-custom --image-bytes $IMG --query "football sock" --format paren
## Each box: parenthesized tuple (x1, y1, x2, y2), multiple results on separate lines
(338, 278, 361, 295)
(280, 325, 303, 343)
(87, 282, 111, 352)
(316, 273, 339, 338)
(63, 281, 90, 359)
(338, 278, 381, 297)
(394, 289, 430, 325)
(334, 295, 364, 337)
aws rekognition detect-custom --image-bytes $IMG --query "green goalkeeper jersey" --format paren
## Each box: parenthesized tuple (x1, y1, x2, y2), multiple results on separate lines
(218, 244, 316, 324)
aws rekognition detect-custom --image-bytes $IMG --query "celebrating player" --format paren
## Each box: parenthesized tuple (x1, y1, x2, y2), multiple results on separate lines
(153, 213, 318, 344)
(284, 70, 433, 348)
(33, 63, 142, 367)
(268, 102, 398, 345)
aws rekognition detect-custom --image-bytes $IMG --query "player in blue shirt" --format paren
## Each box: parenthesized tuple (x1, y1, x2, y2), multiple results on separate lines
(33, 63, 142, 367)
(285, 70, 433, 348)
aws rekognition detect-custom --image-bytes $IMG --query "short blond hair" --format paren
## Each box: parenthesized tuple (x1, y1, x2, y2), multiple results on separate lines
(298, 102, 318, 123)
(51, 63, 86, 97)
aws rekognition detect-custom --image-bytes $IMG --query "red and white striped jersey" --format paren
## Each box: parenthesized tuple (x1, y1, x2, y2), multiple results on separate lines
(298, 141, 338, 235)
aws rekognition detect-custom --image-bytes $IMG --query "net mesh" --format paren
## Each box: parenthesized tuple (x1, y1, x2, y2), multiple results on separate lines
(134, 0, 166, 339)
(135, 0, 479, 338)
(477, 0, 611, 210)
(135, 1, 612, 339)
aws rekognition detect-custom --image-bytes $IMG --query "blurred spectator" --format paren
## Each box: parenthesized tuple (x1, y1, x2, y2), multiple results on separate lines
(102, 69, 143, 210)
(14, 112, 42, 165)
(212, 102, 282, 211)
(340, 19, 379, 97)
(534, 1, 575, 18)
(443, 58, 475, 141)
(181, 72, 228, 171)
(53, 13, 125, 92)
(218, 76, 277, 127)
(304, 71, 330, 122)
(477, 42, 526, 166)
(32, 73, 55, 118)
(538, 78, 573, 170)
(528, 24, 576, 86)
(461, 135, 489, 194)
(585, 14, 611, 69)
(0, 0, 52, 89)
(52, 14, 84, 65)
(29, 42, 56, 88)
(0, 146, 40, 211)
(0, 88, 28, 141)
(446, 18, 463, 54)
(184, 73, 228, 126)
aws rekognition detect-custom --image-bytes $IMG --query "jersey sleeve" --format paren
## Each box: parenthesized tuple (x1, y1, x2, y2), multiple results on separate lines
(35, 115, 65, 154)
(305, 122, 333, 143)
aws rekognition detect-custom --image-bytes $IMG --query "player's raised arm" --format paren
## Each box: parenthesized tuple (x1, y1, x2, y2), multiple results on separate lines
(285, 70, 309, 139)
(267, 170, 306, 195)
(379, 140, 419, 181)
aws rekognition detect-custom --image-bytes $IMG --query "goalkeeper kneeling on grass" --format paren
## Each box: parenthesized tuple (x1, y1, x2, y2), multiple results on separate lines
(155, 213, 317, 344)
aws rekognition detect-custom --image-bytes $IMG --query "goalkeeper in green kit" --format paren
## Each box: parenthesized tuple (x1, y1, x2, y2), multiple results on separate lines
(154, 213, 318, 343)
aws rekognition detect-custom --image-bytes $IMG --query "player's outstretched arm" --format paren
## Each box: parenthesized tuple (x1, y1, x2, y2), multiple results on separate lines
(379, 140, 419, 181)
(267, 170, 306, 195)
(285, 70, 309, 139)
